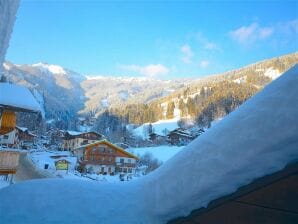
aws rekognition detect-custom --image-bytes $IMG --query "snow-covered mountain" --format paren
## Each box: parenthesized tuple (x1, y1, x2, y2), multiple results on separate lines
(80, 75, 186, 115)
(3, 62, 86, 124)
(3, 62, 187, 120)
(2, 52, 297, 129)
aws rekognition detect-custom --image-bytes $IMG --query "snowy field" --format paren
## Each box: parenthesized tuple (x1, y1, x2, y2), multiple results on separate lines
(127, 146, 184, 163)
(133, 118, 180, 139)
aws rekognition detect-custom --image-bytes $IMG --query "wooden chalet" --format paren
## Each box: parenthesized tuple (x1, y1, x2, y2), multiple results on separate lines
(0, 83, 40, 180)
(73, 139, 139, 175)
(63, 131, 104, 151)
(167, 128, 195, 145)
(15, 126, 37, 147)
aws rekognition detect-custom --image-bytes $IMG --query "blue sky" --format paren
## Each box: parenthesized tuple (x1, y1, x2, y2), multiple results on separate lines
(6, 0, 298, 79)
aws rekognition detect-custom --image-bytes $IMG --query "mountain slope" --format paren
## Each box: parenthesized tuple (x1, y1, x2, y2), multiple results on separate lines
(2, 52, 297, 129)
(80, 76, 187, 115)
(3, 62, 85, 125)
(113, 52, 298, 126)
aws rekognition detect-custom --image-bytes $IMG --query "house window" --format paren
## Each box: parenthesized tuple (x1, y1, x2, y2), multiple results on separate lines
(120, 158, 124, 163)
(128, 168, 132, 173)
(127, 159, 131, 163)
(3, 135, 9, 139)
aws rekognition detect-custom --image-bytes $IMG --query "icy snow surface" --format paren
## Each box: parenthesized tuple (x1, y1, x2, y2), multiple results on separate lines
(0, 65, 298, 223)
(0, 83, 41, 112)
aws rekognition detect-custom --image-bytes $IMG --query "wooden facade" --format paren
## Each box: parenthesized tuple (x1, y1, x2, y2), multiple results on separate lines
(73, 140, 138, 175)
(0, 151, 20, 174)
(16, 126, 36, 143)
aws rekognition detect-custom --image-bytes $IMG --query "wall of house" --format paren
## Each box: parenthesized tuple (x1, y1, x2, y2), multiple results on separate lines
(85, 164, 116, 175)
(75, 142, 137, 174)
(0, 130, 16, 145)
(63, 138, 98, 150)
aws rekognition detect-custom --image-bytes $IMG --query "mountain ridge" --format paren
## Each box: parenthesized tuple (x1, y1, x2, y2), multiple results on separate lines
(2, 52, 298, 129)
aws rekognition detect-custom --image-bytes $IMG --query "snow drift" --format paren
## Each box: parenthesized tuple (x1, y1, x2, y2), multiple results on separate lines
(0, 65, 298, 223)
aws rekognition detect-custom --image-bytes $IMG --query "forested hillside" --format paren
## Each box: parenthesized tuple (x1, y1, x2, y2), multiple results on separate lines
(95, 52, 298, 138)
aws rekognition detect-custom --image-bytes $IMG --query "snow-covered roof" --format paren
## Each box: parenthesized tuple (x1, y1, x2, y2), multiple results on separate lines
(0, 83, 41, 112)
(0, 64, 298, 223)
(65, 130, 83, 136)
(16, 126, 28, 132)
(74, 139, 139, 160)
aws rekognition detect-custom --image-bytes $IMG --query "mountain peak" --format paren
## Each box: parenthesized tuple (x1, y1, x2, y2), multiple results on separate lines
(32, 62, 67, 75)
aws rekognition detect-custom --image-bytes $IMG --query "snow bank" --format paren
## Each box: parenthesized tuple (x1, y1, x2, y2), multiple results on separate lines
(0, 178, 10, 190)
(0, 179, 151, 224)
(0, 65, 298, 223)
(140, 64, 298, 222)
(127, 146, 184, 163)
(0, 83, 41, 112)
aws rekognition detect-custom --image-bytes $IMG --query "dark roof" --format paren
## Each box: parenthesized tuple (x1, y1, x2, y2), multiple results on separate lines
(168, 129, 193, 138)
(63, 131, 103, 140)
(169, 161, 298, 224)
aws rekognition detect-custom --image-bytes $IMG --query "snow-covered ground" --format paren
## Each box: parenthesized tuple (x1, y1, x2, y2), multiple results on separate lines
(133, 118, 180, 139)
(0, 177, 10, 189)
(30, 150, 77, 173)
(127, 146, 184, 163)
(264, 67, 281, 80)
(29, 150, 140, 183)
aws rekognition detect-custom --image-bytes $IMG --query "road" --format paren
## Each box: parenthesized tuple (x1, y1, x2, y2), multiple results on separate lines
(14, 152, 49, 183)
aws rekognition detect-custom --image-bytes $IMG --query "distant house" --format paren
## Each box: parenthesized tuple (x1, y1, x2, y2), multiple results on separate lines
(63, 131, 104, 151)
(149, 133, 167, 145)
(0, 129, 16, 147)
(15, 126, 37, 148)
(167, 128, 195, 145)
(73, 139, 139, 175)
